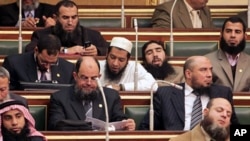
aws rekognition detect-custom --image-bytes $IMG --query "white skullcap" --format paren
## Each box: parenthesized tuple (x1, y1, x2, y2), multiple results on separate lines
(110, 37, 133, 54)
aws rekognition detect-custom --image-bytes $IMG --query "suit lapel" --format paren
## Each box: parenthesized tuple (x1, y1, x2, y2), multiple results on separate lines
(26, 53, 39, 81)
(51, 62, 63, 83)
(217, 50, 234, 86)
(234, 53, 247, 90)
(171, 85, 185, 123)
(92, 95, 105, 121)
(70, 95, 86, 120)
(178, 2, 193, 28)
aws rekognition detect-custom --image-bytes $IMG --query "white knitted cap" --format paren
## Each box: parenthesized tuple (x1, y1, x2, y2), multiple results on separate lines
(110, 37, 133, 53)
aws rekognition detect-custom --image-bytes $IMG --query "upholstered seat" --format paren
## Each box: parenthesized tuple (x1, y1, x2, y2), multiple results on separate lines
(29, 105, 47, 131)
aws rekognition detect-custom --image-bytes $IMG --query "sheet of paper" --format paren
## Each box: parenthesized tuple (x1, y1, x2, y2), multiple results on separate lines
(85, 117, 126, 131)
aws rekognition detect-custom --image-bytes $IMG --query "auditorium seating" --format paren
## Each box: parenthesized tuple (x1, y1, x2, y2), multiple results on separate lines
(12, 90, 250, 132)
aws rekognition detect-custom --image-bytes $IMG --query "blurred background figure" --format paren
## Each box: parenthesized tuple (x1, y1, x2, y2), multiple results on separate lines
(0, 0, 56, 28)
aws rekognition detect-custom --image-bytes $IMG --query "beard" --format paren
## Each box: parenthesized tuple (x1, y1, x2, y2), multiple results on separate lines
(74, 85, 99, 101)
(201, 115, 230, 141)
(53, 21, 81, 47)
(104, 61, 127, 81)
(220, 37, 246, 55)
(142, 58, 174, 80)
(17, 0, 39, 11)
(2, 120, 30, 141)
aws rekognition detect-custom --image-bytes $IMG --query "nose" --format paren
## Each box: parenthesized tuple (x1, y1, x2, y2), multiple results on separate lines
(12, 118, 18, 125)
(68, 18, 73, 25)
(112, 59, 119, 66)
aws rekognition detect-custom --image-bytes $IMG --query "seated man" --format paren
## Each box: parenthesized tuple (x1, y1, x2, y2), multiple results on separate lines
(0, 100, 47, 141)
(170, 98, 231, 141)
(48, 56, 135, 131)
(141, 40, 184, 83)
(139, 56, 238, 130)
(99, 37, 156, 91)
(25, 0, 109, 56)
(0, 0, 55, 28)
(2, 34, 75, 90)
(151, 0, 214, 28)
(0, 66, 27, 106)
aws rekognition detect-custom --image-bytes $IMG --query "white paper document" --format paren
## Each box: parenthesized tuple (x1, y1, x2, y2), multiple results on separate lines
(85, 117, 126, 131)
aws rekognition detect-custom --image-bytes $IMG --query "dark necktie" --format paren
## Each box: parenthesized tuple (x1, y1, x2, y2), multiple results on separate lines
(190, 90, 202, 129)
(84, 100, 92, 117)
(40, 71, 47, 81)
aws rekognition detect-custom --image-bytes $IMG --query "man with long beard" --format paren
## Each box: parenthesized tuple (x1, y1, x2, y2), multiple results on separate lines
(205, 16, 250, 92)
(0, 100, 47, 141)
(141, 40, 184, 83)
(169, 98, 232, 141)
(25, 0, 108, 56)
(99, 37, 156, 91)
(0, 0, 55, 28)
(48, 56, 135, 131)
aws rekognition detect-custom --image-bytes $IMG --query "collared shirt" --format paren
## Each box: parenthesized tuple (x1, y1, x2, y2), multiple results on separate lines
(184, 0, 202, 28)
(34, 54, 52, 81)
(183, 83, 209, 130)
(225, 52, 240, 66)
(24, 10, 35, 18)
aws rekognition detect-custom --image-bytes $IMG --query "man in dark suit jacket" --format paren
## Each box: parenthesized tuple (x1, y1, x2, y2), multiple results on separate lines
(0, 0, 55, 27)
(2, 34, 75, 90)
(151, 0, 214, 28)
(0, 66, 28, 107)
(139, 56, 238, 130)
(25, 0, 108, 56)
(48, 56, 135, 131)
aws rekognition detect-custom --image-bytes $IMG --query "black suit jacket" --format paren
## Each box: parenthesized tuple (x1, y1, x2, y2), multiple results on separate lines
(25, 26, 109, 55)
(139, 83, 239, 130)
(9, 93, 28, 107)
(2, 52, 75, 90)
(48, 86, 127, 130)
(0, 2, 55, 27)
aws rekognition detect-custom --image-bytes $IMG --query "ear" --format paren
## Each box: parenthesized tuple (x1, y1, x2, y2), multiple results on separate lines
(73, 72, 77, 81)
(244, 32, 247, 40)
(203, 108, 209, 116)
(185, 69, 191, 79)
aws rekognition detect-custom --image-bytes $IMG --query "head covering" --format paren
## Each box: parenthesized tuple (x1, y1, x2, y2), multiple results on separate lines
(110, 37, 133, 54)
(0, 100, 47, 141)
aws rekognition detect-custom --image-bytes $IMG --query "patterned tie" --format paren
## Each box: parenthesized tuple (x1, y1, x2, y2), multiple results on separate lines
(40, 71, 47, 81)
(190, 90, 202, 129)
(26, 11, 33, 18)
(84, 100, 92, 117)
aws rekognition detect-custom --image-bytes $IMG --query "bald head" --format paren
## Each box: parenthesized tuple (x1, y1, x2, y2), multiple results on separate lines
(184, 56, 212, 73)
(75, 56, 100, 73)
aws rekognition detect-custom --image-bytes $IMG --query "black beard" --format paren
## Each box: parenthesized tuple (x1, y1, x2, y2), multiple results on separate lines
(2, 120, 30, 141)
(74, 86, 99, 101)
(142, 59, 174, 80)
(201, 115, 230, 141)
(36, 56, 47, 72)
(192, 87, 210, 96)
(220, 37, 246, 55)
(104, 61, 127, 81)
(53, 21, 82, 47)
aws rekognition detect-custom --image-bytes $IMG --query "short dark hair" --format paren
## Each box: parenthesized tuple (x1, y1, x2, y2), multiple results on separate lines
(75, 57, 100, 73)
(55, 0, 78, 16)
(37, 34, 61, 55)
(221, 16, 246, 33)
(141, 40, 166, 62)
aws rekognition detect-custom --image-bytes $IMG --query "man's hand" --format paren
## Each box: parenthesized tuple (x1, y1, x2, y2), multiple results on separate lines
(122, 119, 136, 131)
(22, 17, 39, 27)
(64, 44, 98, 56)
(43, 15, 56, 27)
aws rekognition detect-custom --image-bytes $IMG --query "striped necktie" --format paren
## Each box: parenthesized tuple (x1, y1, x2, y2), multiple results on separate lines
(190, 90, 202, 129)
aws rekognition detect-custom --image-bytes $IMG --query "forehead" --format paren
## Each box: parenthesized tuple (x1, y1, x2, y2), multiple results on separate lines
(59, 6, 77, 16)
(109, 47, 128, 57)
(224, 22, 244, 31)
(192, 58, 212, 69)
(145, 43, 163, 52)
(211, 99, 232, 111)
(3, 109, 22, 116)
(79, 60, 99, 75)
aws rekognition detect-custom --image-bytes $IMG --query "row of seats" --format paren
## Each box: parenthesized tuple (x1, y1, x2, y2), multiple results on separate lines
(24, 91, 250, 131)
(2, 40, 250, 57)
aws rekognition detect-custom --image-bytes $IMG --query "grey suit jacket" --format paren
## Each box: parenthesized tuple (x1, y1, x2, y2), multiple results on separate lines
(139, 83, 238, 130)
(2, 52, 75, 90)
(169, 124, 206, 141)
(48, 86, 127, 130)
(151, 0, 214, 28)
(205, 50, 250, 92)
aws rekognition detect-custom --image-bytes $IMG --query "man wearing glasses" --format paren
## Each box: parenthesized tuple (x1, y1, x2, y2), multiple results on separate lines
(2, 34, 75, 90)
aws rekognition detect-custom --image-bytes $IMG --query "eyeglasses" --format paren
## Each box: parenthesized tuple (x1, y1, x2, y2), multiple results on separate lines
(77, 75, 98, 83)
(38, 55, 58, 66)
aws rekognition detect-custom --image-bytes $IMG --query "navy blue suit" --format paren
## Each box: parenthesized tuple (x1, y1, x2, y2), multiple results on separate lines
(0, 2, 55, 27)
(2, 52, 75, 90)
(139, 83, 239, 130)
